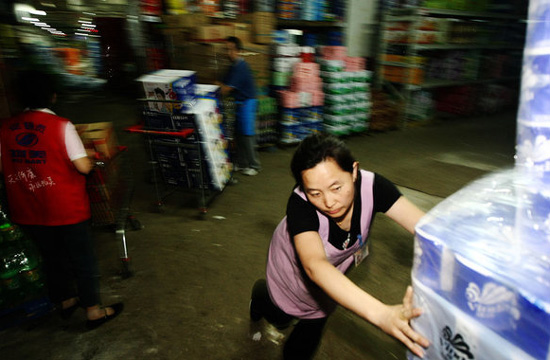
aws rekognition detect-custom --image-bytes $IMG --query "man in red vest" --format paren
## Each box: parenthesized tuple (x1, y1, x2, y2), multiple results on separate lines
(0, 71, 122, 329)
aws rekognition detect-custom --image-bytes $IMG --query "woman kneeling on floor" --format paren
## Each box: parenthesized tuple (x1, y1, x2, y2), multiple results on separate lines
(250, 133, 430, 359)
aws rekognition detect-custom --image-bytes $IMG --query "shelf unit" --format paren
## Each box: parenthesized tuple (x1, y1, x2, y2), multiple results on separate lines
(276, 19, 346, 28)
(377, 6, 526, 123)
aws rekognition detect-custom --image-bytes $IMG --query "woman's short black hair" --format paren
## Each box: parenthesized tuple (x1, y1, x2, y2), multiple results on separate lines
(17, 70, 57, 109)
(290, 133, 356, 188)
(226, 36, 242, 50)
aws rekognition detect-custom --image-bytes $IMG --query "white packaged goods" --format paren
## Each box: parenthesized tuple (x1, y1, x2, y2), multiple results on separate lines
(297, 92, 313, 107)
(409, 279, 538, 360)
(412, 169, 550, 360)
(273, 57, 300, 73)
(273, 44, 301, 57)
(137, 71, 197, 113)
(319, 59, 345, 72)
(195, 84, 220, 98)
(184, 99, 230, 191)
(321, 71, 345, 83)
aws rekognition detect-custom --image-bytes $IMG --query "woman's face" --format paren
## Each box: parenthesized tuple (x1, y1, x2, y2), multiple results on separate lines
(301, 158, 358, 221)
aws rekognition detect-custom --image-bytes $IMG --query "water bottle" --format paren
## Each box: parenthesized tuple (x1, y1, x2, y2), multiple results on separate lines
(0, 242, 25, 306)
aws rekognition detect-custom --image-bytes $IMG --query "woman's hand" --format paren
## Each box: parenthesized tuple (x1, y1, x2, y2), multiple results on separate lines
(378, 286, 429, 358)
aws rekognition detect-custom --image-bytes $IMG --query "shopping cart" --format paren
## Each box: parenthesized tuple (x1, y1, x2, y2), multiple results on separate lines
(86, 146, 141, 278)
(125, 124, 222, 214)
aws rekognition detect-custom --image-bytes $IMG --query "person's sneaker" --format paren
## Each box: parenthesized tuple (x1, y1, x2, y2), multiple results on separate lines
(234, 165, 245, 172)
(242, 168, 259, 176)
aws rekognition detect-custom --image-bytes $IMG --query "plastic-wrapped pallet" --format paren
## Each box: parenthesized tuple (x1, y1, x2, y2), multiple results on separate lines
(409, 2, 550, 359)
(410, 170, 550, 360)
(320, 52, 372, 135)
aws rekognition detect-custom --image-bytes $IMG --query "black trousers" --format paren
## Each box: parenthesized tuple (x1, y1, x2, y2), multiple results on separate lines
(22, 219, 101, 307)
(251, 279, 328, 360)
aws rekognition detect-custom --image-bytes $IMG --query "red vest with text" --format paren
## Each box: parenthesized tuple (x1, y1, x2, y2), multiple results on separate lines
(0, 111, 90, 225)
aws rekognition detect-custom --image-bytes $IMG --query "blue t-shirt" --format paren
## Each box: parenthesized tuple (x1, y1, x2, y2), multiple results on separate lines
(224, 58, 257, 102)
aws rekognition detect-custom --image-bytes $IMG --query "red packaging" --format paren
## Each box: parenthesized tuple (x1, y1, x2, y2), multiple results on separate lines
(290, 75, 321, 93)
(294, 62, 320, 78)
(311, 91, 324, 106)
(344, 56, 366, 71)
(321, 46, 347, 61)
(279, 90, 300, 108)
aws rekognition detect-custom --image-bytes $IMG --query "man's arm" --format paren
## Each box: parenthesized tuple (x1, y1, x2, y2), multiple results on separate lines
(215, 81, 233, 96)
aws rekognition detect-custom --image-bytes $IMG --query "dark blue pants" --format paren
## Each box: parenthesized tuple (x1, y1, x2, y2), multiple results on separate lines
(22, 219, 101, 307)
(251, 279, 328, 360)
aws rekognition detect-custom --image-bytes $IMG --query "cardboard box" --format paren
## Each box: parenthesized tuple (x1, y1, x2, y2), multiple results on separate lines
(252, 12, 276, 44)
(199, 0, 220, 16)
(194, 25, 229, 41)
(136, 71, 197, 113)
(222, 22, 251, 43)
(321, 46, 347, 61)
(174, 42, 230, 82)
(240, 44, 270, 89)
(75, 122, 118, 159)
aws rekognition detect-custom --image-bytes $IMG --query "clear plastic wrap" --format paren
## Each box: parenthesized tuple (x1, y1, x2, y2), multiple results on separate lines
(411, 169, 550, 360)
(409, 2, 550, 359)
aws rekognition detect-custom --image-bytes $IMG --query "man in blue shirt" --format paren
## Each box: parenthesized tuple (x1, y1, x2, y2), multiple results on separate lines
(217, 36, 261, 176)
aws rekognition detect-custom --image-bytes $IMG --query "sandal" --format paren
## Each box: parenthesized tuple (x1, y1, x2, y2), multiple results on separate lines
(86, 303, 124, 330)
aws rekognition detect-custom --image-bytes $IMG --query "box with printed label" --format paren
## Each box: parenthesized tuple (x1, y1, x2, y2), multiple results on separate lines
(137, 72, 197, 113)
(75, 122, 118, 159)
(153, 69, 198, 109)
(194, 25, 229, 41)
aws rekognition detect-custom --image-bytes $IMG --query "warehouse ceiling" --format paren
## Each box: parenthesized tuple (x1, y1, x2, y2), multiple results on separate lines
(11, 0, 132, 36)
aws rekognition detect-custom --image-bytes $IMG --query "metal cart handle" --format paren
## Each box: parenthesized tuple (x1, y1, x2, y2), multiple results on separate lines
(125, 124, 194, 138)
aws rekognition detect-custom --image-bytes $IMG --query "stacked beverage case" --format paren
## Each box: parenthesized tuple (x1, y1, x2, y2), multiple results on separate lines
(409, 2, 550, 360)
(319, 48, 372, 136)
(0, 208, 49, 326)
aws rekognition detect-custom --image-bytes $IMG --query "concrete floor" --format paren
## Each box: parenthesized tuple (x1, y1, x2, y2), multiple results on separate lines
(0, 93, 516, 360)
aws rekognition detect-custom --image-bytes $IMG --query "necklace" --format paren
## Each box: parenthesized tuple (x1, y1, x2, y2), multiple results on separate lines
(342, 232, 351, 249)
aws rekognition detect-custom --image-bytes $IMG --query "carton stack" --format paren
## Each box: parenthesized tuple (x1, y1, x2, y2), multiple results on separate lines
(279, 61, 324, 144)
(161, 11, 274, 94)
(137, 70, 231, 191)
(319, 46, 372, 135)
(76, 122, 119, 160)
(271, 41, 302, 88)
(276, 0, 339, 21)
(256, 96, 278, 147)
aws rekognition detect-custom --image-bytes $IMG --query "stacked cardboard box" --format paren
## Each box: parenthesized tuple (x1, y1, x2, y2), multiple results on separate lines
(256, 96, 278, 147)
(75, 122, 119, 159)
(161, 11, 273, 92)
(271, 42, 302, 87)
(278, 62, 324, 144)
(319, 46, 372, 135)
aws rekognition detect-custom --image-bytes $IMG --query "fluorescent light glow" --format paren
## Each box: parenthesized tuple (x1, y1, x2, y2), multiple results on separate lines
(83, 12, 96, 16)
(21, 17, 40, 22)
(15, 4, 35, 12)
(29, 9, 47, 15)
(33, 22, 48, 26)
(75, 32, 89, 36)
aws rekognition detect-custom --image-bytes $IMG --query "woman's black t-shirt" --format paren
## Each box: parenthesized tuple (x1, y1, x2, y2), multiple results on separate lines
(286, 172, 401, 250)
